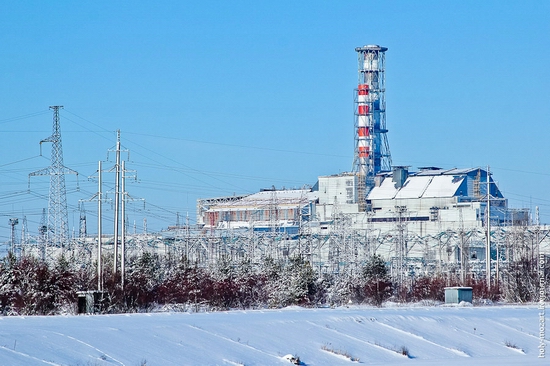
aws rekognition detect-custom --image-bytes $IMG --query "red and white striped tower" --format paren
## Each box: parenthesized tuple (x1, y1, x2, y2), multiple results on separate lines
(353, 45, 392, 210)
(357, 84, 370, 177)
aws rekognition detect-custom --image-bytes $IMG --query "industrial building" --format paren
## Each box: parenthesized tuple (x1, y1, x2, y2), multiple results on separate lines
(317, 166, 512, 229)
(194, 44, 540, 276)
(197, 166, 520, 263)
(197, 188, 318, 232)
(197, 45, 521, 237)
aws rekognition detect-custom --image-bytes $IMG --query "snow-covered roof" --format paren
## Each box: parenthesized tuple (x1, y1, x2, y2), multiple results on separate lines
(367, 176, 398, 200)
(415, 167, 480, 176)
(368, 172, 465, 200)
(423, 175, 465, 198)
(394, 176, 433, 199)
(210, 189, 318, 209)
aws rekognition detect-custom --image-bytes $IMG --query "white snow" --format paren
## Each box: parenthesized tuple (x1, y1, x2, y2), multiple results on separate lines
(0, 305, 548, 365)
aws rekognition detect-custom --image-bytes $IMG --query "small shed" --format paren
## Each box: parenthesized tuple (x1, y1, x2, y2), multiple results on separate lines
(77, 291, 105, 314)
(444, 287, 473, 304)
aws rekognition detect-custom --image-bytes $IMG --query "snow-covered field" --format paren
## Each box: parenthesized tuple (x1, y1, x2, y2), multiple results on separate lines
(0, 305, 547, 365)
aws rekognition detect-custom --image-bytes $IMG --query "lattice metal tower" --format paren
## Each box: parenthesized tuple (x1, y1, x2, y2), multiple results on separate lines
(38, 208, 48, 260)
(9, 218, 18, 255)
(30, 106, 77, 248)
(79, 201, 87, 238)
(353, 45, 392, 210)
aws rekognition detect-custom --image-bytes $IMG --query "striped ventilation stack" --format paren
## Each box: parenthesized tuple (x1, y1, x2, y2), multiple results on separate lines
(353, 45, 392, 210)
(357, 83, 370, 176)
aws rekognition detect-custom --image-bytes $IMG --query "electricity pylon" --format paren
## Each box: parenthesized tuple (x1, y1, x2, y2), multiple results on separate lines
(29, 106, 78, 249)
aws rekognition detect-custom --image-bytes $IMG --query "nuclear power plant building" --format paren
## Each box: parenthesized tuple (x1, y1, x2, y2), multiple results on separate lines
(195, 45, 534, 269)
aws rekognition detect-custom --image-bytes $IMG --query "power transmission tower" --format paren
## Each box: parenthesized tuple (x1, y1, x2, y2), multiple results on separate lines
(38, 208, 48, 260)
(79, 201, 87, 238)
(29, 106, 78, 249)
(394, 206, 408, 291)
(8, 218, 19, 256)
(20, 216, 28, 255)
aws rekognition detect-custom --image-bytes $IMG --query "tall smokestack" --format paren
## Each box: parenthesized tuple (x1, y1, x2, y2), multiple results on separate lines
(353, 45, 392, 210)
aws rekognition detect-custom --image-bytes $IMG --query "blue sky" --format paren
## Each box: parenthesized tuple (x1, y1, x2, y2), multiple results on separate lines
(1, 1, 549, 241)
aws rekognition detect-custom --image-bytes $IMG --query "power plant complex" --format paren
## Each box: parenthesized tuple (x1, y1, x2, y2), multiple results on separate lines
(191, 45, 543, 281)
(7, 45, 549, 285)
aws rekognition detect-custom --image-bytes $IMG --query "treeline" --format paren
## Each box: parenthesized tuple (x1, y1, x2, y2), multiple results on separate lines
(0, 252, 547, 315)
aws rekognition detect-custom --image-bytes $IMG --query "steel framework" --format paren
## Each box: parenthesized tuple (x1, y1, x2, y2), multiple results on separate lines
(12, 212, 550, 295)
(29, 106, 78, 248)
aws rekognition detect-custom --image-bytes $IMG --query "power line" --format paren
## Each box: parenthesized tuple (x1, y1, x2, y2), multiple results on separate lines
(125, 131, 349, 158)
(0, 110, 50, 125)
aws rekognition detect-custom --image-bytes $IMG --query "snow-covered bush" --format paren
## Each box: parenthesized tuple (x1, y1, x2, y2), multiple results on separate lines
(0, 254, 79, 315)
(265, 256, 317, 307)
(500, 257, 539, 303)
(410, 276, 446, 302)
(8, 248, 547, 315)
(360, 255, 393, 306)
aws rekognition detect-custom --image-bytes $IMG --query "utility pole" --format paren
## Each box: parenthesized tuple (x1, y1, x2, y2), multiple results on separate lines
(458, 207, 468, 285)
(81, 161, 106, 292)
(486, 165, 491, 289)
(121, 160, 126, 288)
(113, 130, 121, 274)
(98, 161, 103, 292)
(108, 130, 131, 275)
(120, 159, 138, 288)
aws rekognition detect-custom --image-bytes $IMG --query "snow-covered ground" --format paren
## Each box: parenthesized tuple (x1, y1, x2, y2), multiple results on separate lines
(0, 304, 547, 365)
